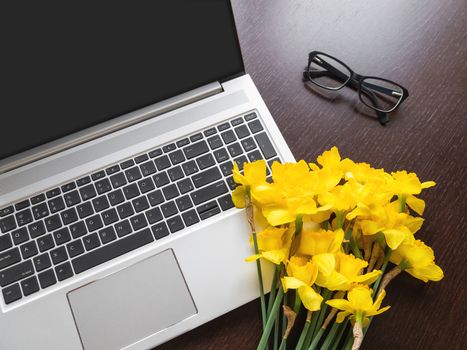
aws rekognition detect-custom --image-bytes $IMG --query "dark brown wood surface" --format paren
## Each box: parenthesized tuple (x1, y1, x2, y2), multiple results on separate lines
(159, 1, 467, 349)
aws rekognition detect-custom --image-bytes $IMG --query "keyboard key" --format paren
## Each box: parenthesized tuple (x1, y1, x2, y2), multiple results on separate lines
(255, 132, 277, 159)
(117, 203, 134, 220)
(234, 125, 250, 139)
(177, 178, 194, 194)
(101, 208, 119, 226)
(55, 262, 74, 281)
(162, 184, 179, 200)
(83, 233, 100, 251)
(248, 119, 264, 133)
(140, 161, 157, 176)
(161, 201, 178, 218)
(76, 176, 91, 186)
(163, 143, 176, 153)
(32, 203, 49, 220)
(226, 176, 237, 190)
(132, 196, 150, 213)
(123, 184, 140, 200)
(110, 172, 127, 189)
(28, 221, 46, 238)
(31, 194, 46, 205)
(190, 133, 203, 142)
(0, 206, 14, 217)
(0, 215, 16, 233)
(16, 209, 33, 226)
(182, 160, 199, 175)
(234, 155, 248, 171)
(204, 128, 216, 137)
(61, 208, 78, 225)
(91, 170, 106, 181)
(183, 141, 209, 159)
(21, 276, 39, 296)
(245, 112, 257, 121)
(130, 214, 148, 231)
(153, 172, 170, 187)
(45, 214, 62, 232)
(92, 196, 110, 212)
(148, 148, 162, 158)
(0, 234, 13, 252)
(0, 247, 21, 270)
(61, 182, 76, 193)
(196, 154, 215, 169)
(106, 165, 120, 175)
(219, 161, 233, 176)
(176, 138, 190, 147)
(167, 216, 184, 233)
(214, 148, 229, 163)
(46, 188, 61, 199)
(72, 228, 154, 274)
(0, 260, 34, 287)
(33, 253, 52, 272)
(50, 246, 68, 265)
(191, 180, 228, 205)
(145, 208, 163, 224)
(77, 202, 94, 219)
(95, 178, 112, 195)
(48, 197, 65, 214)
(80, 184, 97, 201)
(154, 155, 171, 170)
(192, 167, 222, 188)
(64, 190, 81, 207)
(176, 196, 193, 211)
(182, 210, 199, 227)
(268, 157, 282, 168)
(20, 241, 38, 259)
(134, 154, 149, 163)
(15, 200, 30, 211)
(138, 178, 155, 194)
(11, 227, 29, 245)
(221, 130, 236, 144)
(198, 206, 221, 220)
(99, 227, 117, 244)
(151, 223, 170, 239)
(168, 166, 184, 181)
(69, 221, 87, 239)
(147, 190, 164, 206)
(247, 150, 263, 162)
(38, 269, 56, 289)
(227, 143, 243, 157)
(108, 189, 125, 206)
(169, 150, 185, 165)
(241, 137, 257, 152)
(67, 240, 84, 258)
(125, 167, 142, 182)
(86, 215, 103, 232)
(37, 234, 55, 252)
(53, 227, 71, 245)
(218, 122, 230, 131)
(3, 283, 22, 304)
(114, 220, 132, 237)
(120, 159, 135, 169)
(207, 135, 223, 150)
(231, 117, 244, 126)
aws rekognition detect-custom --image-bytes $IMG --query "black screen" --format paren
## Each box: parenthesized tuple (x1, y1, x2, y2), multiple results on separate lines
(0, 1, 244, 160)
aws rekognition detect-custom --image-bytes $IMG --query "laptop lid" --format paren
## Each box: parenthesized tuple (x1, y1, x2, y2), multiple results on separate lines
(0, 0, 244, 170)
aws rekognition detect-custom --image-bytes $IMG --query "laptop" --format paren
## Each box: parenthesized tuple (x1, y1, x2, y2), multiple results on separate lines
(0, 1, 294, 349)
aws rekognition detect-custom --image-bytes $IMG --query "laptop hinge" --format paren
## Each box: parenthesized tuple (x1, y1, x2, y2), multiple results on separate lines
(0, 81, 223, 174)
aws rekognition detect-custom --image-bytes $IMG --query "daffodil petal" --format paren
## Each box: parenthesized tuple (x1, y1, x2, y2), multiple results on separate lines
(298, 285, 323, 311)
(231, 186, 246, 208)
(312, 253, 335, 276)
(406, 194, 425, 215)
(262, 249, 287, 265)
(263, 208, 296, 226)
(352, 269, 382, 286)
(245, 254, 262, 262)
(336, 311, 350, 323)
(282, 276, 306, 290)
(383, 228, 408, 250)
(421, 181, 436, 189)
(408, 264, 444, 282)
(326, 299, 352, 312)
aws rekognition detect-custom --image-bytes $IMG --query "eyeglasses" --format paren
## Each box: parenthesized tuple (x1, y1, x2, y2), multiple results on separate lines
(303, 51, 409, 125)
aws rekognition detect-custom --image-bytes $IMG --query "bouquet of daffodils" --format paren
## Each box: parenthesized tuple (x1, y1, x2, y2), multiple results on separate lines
(232, 147, 443, 350)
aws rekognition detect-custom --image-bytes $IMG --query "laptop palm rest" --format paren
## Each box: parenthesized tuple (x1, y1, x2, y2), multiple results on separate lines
(67, 249, 197, 350)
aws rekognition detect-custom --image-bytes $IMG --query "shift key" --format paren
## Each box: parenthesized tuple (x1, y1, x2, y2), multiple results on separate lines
(191, 180, 228, 205)
(0, 260, 34, 287)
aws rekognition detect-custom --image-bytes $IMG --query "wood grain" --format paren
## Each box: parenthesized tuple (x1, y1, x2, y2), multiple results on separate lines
(158, 1, 467, 349)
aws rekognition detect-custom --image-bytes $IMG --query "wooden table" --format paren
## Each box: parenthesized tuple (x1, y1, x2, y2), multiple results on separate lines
(159, 1, 467, 349)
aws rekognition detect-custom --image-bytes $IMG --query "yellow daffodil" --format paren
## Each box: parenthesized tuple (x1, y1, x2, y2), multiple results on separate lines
(245, 226, 293, 265)
(297, 228, 344, 256)
(317, 182, 358, 213)
(281, 256, 323, 311)
(313, 253, 381, 291)
(390, 238, 444, 282)
(388, 170, 436, 215)
(309, 146, 344, 176)
(326, 285, 390, 326)
(231, 160, 268, 208)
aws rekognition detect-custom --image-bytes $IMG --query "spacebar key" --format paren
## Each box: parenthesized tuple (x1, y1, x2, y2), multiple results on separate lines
(72, 228, 154, 274)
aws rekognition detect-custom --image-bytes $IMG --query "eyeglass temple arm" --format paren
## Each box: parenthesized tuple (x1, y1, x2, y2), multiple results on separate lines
(360, 86, 389, 125)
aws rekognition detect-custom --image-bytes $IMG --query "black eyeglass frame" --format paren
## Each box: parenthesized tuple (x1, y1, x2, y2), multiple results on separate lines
(303, 51, 409, 124)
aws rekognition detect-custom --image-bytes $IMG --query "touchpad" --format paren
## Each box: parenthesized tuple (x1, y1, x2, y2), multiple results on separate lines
(67, 249, 197, 350)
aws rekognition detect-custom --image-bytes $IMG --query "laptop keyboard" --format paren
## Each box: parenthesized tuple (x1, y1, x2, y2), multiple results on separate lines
(0, 112, 281, 305)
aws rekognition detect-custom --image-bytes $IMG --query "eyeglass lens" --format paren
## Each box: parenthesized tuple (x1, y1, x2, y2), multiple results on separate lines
(307, 54, 351, 90)
(359, 78, 404, 112)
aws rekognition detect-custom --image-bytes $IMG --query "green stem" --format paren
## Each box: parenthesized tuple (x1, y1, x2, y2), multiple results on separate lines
(278, 337, 287, 350)
(295, 215, 303, 234)
(399, 195, 406, 212)
(330, 320, 349, 350)
(274, 316, 279, 350)
(336, 211, 345, 229)
(251, 231, 267, 329)
(343, 226, 353, 253)
(293, 291, 302, 314)
(282, 292, 288, 338)
(267, 265, 281, 317)
(304, 309, 320, 349)
(372, 248, 392, 298)
(320, 321, 340, 350)
(258, 287, 284, 350)
(342, 327, 354, 350)
(311, 289, 331, 338)
(295, 317, 311, 350)
(308, 328, 324, 350)
(350, 236, 363, 259)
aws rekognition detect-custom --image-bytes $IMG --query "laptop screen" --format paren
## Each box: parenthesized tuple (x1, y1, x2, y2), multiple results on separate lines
(0, 1, 244, 161)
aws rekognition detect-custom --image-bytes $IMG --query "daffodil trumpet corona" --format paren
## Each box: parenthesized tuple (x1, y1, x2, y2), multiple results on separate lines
(232, 147, 443, 350)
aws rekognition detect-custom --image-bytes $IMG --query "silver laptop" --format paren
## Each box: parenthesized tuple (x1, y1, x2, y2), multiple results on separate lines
(0, 1, 294, 349)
